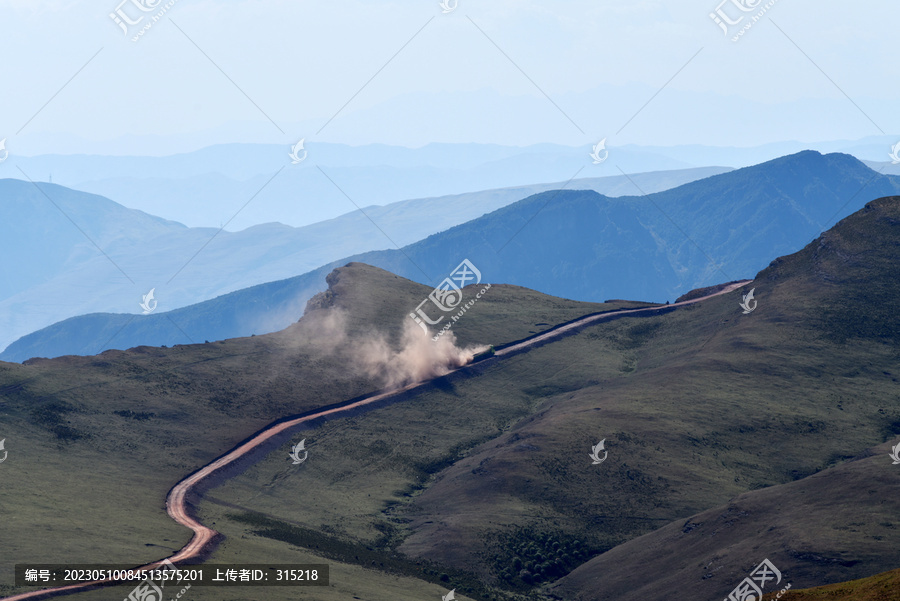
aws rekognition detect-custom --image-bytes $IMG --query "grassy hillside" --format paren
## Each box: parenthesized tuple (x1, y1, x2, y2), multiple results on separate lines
(190, 197, 900, 599)
(546, 440, 900, 600)
(380, 196, 900, 582)
(0, 269, 626, 600)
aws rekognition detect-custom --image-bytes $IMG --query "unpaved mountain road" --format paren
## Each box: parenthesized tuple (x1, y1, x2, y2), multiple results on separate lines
(495, 280, 751, 358)
(1, 279, 751, 601)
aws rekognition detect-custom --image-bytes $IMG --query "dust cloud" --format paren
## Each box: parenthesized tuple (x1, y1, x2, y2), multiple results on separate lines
(300, 309, 487, 390)
(357, 319, 487, 390)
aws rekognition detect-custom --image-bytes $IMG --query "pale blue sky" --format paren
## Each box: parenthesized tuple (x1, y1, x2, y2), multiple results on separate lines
(0, 0, 897, 154)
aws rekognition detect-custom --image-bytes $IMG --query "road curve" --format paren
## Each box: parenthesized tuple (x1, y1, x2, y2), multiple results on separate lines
(1, 279, 751, 601)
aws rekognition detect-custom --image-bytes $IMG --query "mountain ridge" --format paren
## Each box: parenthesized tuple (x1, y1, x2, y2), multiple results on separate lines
(8, 150, 898, 362)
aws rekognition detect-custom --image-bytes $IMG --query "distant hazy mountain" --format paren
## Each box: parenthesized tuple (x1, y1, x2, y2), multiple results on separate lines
(347, 151, 900, 302)
(5, 151, 898, 362)
(0, 181, 186, 301)
(631, 136, 900, 169)
(0, 167, 722, 351)
(10, 137, 896, 232)
(59, 144, 701, 230)
(863, 160, 900, 175)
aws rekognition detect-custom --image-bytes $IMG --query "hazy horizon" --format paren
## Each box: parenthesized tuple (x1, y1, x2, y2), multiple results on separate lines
(1, 0, 897, 156)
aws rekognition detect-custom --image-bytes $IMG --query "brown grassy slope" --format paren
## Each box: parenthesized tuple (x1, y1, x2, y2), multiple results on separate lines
(762, 567, 900, 600)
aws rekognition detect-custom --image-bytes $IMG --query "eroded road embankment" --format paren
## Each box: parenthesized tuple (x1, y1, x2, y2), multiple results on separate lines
(1, 280, 751, 601)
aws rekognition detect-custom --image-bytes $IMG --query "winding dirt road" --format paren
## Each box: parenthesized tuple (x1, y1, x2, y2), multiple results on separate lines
(1, 280, 751, 601)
